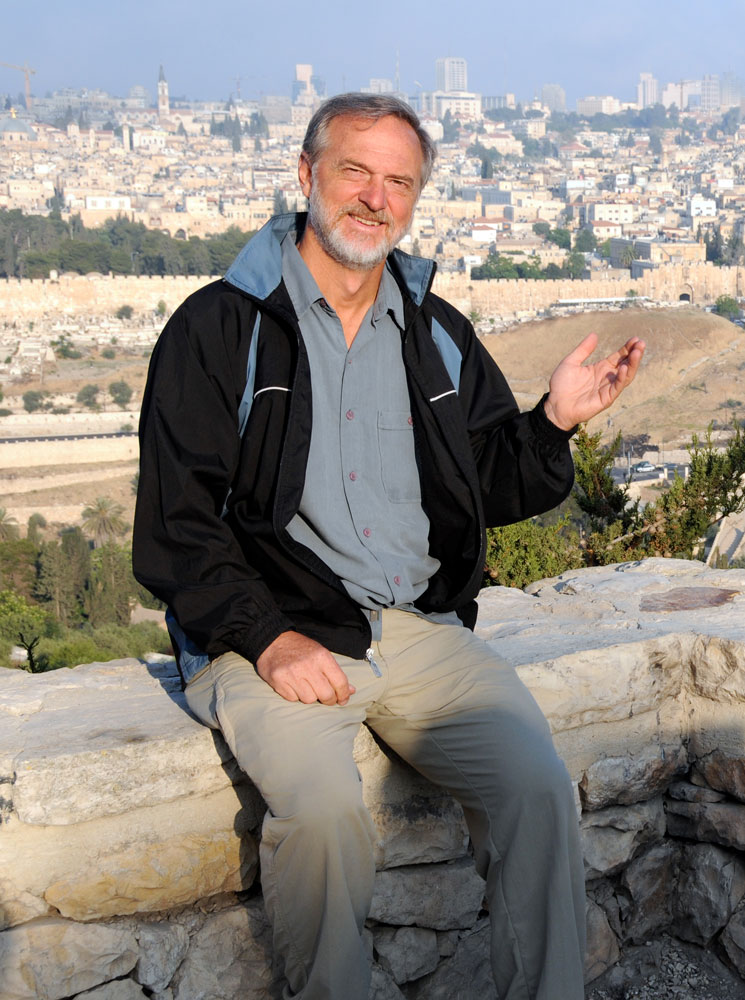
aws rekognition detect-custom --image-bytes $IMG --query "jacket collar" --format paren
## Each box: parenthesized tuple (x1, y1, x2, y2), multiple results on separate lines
(224, 212, 436, 308)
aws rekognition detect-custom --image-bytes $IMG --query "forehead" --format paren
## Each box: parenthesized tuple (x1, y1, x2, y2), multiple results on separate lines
(321, 114, 423, 178)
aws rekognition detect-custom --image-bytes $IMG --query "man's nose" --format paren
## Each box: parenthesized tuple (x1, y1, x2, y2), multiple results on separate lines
(359, 175, 386, 212)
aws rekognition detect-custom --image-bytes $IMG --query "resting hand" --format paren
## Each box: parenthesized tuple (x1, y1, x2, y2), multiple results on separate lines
(543, 333, 646, 431)
(256, 631, 355, 705)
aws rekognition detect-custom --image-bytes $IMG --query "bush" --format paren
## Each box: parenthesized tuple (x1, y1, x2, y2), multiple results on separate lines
(115, 304, 134, 320)
(35, 621, 171, 670)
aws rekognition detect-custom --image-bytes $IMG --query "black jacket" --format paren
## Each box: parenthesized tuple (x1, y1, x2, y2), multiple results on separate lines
(133, 214, 575, 671)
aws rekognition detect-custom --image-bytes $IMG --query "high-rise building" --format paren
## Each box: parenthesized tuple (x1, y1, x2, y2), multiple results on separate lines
(636, 72, 659, 109)
(701, 75, 720, 112)
(540, 83, 566, 113)
(292, 64, 314, 104)
(157, 65, 170, 117)
(436, 57, 467, 93)
(720, 71, 743, 108)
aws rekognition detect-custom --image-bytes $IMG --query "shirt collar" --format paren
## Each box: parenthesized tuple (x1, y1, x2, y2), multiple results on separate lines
(280, 231, 405, 330)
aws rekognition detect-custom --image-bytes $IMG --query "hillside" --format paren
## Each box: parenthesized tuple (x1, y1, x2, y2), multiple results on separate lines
(483, 307, 745, 448)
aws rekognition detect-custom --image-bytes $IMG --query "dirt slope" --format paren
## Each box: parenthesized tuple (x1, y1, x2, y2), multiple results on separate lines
(482, 308, 745, 447)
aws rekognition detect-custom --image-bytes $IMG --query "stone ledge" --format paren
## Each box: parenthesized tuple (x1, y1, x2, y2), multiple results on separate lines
(2, 558, 745, 998)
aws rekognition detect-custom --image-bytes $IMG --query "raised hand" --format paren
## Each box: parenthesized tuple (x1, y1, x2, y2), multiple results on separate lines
(543, 332, 646, 432)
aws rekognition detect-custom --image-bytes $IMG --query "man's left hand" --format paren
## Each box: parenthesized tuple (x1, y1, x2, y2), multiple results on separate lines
(543, 333, 646, 432)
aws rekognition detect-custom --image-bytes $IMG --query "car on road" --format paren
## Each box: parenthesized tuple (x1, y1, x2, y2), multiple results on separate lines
(632, 461, 656, 473)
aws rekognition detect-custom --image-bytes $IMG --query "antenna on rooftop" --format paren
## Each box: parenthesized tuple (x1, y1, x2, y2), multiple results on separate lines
(395, 50, 400, 95)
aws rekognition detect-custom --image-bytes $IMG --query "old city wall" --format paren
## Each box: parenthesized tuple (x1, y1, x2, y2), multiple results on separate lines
(1, 262, 743, 327)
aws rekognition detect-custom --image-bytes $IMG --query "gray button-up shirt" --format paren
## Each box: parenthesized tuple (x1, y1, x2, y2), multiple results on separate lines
(282, 233, 441, 611)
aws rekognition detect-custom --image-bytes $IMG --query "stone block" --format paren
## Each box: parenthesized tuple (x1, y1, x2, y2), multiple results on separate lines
(0, 787, 259, 929)
(368, 963, 406, 999)
(721, 906, 745, 979)
(168, 900, 282, 1000)
(134, 921, 190, 993)
(578, 738, 688, 811)
(405, 919, 496, 1000)
(372, 924, 439, 984)
(585, 898, 620, 984)
(666, 798, 745, 851)
(691, 747, 745, 804)
(369, 859, 484, 931)
(667, 780, 727, 803)
(619, 842, 679, 943)
(581, 798, 665, 879)
(673, 843, 745, 945)
(0, 918, 138, 1000)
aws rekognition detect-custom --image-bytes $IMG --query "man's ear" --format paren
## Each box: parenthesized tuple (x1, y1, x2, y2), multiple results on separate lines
(298, 153, 312, 198)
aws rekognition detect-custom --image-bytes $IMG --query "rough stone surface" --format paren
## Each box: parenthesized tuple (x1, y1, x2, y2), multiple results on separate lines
(74, 982, 147, 999)
(134, 922, 190, 993)
(168, 901, 281, 1000)
(0, 918, 138, 1000)
(372, 925, 440, 984)
(581, 798, 666, 879)
(369, 859, 484, 931)
(721, 906, 745, 979)
(406, 919, 496, 1000)
(619, 842, 680, 943)
(673, 844, 745, 945)
(667, 780, 728, 803)
(2, 559, 745, 998)
(666, 798, 745, 852)
(585, 899, 620, 984)
(368, 963, 407, 1000)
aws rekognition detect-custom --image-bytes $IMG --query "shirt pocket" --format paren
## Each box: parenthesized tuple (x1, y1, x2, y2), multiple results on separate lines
(377, 410, 421, 503)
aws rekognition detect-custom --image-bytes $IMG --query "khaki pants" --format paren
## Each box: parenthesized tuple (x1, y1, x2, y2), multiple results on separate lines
(184, 609, 586, 1000)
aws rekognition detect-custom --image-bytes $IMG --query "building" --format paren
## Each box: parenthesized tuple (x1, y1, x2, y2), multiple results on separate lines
(157, 66, 170, 118)
(435, 57, 467, 93)
(660, 79, 701, 110)
(417, 90, 481, 120)
(701, 75, 720, 113)
(576, 95, 622, 116)
(540, 84, 566, 113)
(636, 73, 659, 110)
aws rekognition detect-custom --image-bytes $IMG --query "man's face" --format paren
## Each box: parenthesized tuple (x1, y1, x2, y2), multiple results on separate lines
(299, 115, 424, 271)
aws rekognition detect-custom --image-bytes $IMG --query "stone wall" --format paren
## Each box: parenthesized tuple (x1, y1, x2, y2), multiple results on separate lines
(2, 558, 745, 999)
(1, 260, 742, 327)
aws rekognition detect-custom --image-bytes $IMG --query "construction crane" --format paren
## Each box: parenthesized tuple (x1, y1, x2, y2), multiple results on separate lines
(0, 61, 36, 110)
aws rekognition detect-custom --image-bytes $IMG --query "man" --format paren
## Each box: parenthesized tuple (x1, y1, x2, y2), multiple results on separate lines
(133, 93, 644, 1000)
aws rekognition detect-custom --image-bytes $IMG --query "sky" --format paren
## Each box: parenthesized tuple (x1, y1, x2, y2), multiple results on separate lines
(3, 0, 744, 108)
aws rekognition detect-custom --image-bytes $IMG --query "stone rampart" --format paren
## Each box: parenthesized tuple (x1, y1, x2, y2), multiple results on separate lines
(2, 559, 745, 999)
(1, 261, 742, 327)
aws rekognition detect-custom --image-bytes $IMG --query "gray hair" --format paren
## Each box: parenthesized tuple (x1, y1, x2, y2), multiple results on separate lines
(302, 93, 437, 190)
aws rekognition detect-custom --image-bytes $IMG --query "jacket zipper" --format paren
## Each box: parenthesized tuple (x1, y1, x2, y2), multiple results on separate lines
(365, 648, 382, 677)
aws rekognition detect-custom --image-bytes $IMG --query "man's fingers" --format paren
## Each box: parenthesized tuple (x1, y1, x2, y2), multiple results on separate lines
(564, 332, 598, 366)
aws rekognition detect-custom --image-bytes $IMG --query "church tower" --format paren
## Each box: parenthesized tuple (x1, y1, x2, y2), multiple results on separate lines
(157, 65, 170, 118)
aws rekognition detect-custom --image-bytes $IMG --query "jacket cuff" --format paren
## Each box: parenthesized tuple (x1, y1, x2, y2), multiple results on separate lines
(217, 610, 296, 667)
(530, 393, 578, 443)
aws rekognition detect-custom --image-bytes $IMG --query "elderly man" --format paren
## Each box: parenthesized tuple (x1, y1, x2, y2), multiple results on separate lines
(134, 93, 644, 1000)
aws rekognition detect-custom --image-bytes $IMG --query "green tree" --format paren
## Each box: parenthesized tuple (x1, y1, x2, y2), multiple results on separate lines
(564, 251, 587, 280)
(81, 497, 127, 547)
(85, 543, 136, 626)
(22, 390, 45, 413)
(714, 295, 740, 320)
(532, 222, 551, 238)
(26, 513, 47, 546)
(0, 507, 19, 541)
(484, 518, 583, 589)
(109, 380, 133, 409)
(546, 228, 571, 250)
(0, 537, 37, 598)
(116, 303, 134, 320)
(76, 384, 100, 409)
(36, 529, 91, 625)
(574, 229, 597, 253)
(0, 589, 54, 671)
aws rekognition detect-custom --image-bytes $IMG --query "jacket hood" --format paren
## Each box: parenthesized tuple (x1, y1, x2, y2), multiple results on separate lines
(224, 212, 436, 307)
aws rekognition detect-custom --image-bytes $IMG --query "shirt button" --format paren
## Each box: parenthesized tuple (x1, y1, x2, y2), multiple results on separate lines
(363, 527, 371, 538)
(346, 409, 354, 420)
(408, 416, 413, 426)
(349, 471, 357, 481)
(393, 575, 401, 585)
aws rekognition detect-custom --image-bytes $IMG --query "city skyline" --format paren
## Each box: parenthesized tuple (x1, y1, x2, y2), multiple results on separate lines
(3, 0, 745, 108)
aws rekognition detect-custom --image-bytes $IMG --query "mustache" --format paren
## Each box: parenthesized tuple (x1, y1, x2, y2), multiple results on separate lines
(336, 204, 391, 225)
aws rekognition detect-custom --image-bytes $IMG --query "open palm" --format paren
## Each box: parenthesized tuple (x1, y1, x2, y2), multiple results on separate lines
(544, 333, 646, 431)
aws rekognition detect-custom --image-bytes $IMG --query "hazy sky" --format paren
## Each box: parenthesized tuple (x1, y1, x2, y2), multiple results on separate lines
(3, 0, 744, 107)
